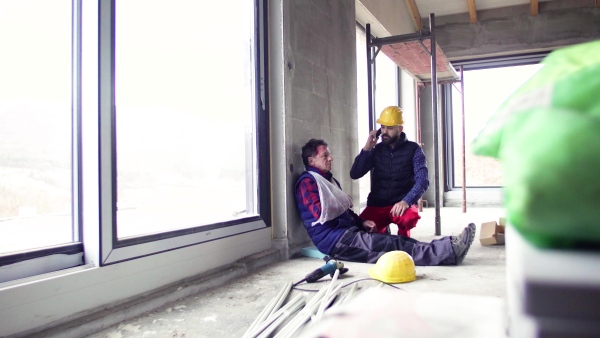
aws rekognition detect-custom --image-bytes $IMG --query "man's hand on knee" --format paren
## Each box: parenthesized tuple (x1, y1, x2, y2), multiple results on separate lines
(391, 201, 409, 217)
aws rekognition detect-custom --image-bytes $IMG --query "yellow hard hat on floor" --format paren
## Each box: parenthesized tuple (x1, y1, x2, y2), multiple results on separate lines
(376, 106, 404, 126)
(369, 251, 416, 283)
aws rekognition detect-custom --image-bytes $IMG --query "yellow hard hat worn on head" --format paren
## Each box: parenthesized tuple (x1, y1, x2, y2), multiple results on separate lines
(376, 106, 404, 126)
(369, 251, 416, 283)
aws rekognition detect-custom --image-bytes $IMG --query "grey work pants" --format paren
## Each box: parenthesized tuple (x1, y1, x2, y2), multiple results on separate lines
(330, 227, 457, 266)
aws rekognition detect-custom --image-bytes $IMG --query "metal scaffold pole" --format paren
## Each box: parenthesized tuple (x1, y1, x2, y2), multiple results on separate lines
(460, 65, 467, 213)
(430, 13, 441, 236)
(366, 24, 374, 129)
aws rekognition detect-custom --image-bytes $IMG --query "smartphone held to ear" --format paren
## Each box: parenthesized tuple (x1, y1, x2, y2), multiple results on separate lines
(376, 129, 381, 138)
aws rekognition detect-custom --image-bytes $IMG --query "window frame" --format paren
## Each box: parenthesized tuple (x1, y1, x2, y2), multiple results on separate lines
(0, 0, 84, 282)
(97, 0, 271, 265)
(0, 0, 270, 277)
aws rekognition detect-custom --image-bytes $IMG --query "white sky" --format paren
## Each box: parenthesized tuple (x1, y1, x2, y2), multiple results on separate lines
(456, 64, 543, 146)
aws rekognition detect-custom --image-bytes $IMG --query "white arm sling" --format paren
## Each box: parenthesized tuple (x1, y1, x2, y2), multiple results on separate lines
(307, 171, 354, 226)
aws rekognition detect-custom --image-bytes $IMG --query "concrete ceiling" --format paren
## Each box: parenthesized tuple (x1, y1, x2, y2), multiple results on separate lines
(357, 0, 600, 69)
(408, 0, 557, 29)
(357, 0, 598, 36)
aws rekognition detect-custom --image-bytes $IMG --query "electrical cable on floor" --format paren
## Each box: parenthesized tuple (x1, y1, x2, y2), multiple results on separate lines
(292, 278, 405, 292)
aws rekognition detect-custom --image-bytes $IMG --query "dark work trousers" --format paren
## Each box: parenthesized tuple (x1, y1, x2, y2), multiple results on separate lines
(330, 227, 457, 266)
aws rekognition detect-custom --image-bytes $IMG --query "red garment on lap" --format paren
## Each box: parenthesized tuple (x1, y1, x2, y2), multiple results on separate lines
(359, 205, 420, 237)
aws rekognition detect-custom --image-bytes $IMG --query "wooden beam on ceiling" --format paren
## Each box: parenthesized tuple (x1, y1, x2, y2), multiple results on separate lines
(404, 0, 422, 31)
(530, 0, 539, 16)
(467, 0, 477, 24)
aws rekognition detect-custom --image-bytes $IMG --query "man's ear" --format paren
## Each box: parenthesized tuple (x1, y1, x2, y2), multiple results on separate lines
(307, 156, 314, 166)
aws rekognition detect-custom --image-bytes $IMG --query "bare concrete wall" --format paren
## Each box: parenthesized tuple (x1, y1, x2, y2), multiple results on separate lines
(270, 0, 359, 254)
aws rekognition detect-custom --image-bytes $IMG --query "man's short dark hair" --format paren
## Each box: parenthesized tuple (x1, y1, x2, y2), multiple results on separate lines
(301, 139, 328, 167)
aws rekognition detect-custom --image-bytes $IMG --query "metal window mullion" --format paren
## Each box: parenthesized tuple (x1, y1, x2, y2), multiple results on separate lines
(256, 0, 270, 226)
(245, 0, 260, 218)
(441, 84, 454, 191)
(366, 24, 374, 130)
(71, 0, 83, 243)
(430, 13, 441, 236)
(98, 0, 116, 265)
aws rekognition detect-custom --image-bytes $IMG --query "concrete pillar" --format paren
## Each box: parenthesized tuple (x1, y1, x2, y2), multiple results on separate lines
(269, 0, 358, 254)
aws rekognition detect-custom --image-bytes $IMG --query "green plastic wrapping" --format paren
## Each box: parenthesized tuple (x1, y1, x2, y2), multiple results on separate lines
(472, 40, 600, 248)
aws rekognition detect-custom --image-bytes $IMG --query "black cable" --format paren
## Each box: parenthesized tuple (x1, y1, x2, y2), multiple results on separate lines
(292, 278, 306, 287)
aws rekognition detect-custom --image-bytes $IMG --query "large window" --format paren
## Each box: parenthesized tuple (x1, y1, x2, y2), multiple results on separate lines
(114, 1, 258, 238)
(355, 26, 370, 209)
(99, 0, 268, 264)
(0, 0, 75, 254)
(0, 0, 268, 281)
(450, 64, 542, 187)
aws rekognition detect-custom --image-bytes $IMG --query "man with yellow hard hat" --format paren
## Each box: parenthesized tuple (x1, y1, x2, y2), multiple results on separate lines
(351, 106, 426, 237)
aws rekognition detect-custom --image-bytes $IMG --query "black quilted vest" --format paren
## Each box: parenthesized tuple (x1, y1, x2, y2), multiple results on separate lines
(368, 132, 419, 207)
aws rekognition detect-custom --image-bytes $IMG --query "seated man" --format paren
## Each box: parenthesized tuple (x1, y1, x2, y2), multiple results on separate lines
(295, 138, 475, 265)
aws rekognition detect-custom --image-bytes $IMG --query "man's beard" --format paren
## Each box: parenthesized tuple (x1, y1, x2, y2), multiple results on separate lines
(382, 133, 399, 145)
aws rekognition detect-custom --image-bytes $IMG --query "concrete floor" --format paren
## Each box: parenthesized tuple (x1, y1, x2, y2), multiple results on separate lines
(82, 207, 507, 338)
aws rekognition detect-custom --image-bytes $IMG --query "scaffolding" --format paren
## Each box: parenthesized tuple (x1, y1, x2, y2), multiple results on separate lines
(365, 13, 465, 236)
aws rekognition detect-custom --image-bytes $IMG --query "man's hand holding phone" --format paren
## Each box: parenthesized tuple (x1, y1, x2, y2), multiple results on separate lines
(363, 128, 381, 151)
